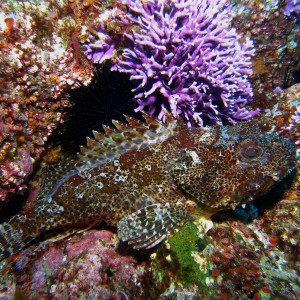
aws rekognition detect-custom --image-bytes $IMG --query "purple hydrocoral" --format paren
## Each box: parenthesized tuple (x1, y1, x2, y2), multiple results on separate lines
(83, 35, 115, 64)
(83, 23, 115, 64)
(284, 0, 300, 16)
(117, 0, 259, 126)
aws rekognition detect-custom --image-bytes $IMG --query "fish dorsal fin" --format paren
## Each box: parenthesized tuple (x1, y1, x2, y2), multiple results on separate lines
(76, 111, 182, 170)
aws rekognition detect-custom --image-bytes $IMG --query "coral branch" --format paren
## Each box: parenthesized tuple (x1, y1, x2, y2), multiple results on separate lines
(117, 0, 258, 126)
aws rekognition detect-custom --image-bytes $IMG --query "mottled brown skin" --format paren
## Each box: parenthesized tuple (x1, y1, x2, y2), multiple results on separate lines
(46, 129, 195, 226)
(0, 119, 296, 260)
(169, 124, 296, 210)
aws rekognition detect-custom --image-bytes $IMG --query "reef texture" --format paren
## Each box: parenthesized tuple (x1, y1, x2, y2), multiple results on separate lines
(264, 83, 300, 146)
(0, 230, 152, 299)
(284, 0, 300, 16)
(230, 0, 300, 111)
(0, 0, 101, 205)
(114, 0, 257, 126)
(82, 3, 131, 64)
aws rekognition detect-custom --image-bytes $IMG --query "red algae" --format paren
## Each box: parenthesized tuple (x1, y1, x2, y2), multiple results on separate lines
(0, 0, 96, 205)
(1, 230, 152, 299)
(65, 230, 115, 260)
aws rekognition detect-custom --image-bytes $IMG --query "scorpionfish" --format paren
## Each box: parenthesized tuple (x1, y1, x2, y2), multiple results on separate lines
(0, 112, 296, 260)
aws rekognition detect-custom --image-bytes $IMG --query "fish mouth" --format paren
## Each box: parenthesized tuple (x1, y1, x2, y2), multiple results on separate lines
(250, 165, 295, 197)
(240, 172, 282, 202)
(265, 172, 280, 182)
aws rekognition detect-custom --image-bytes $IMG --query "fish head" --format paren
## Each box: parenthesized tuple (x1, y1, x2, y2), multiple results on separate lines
(169, 123, 297, 210)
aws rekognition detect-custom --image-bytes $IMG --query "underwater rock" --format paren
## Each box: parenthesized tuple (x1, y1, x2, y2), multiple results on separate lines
(0, 0, 97, 204)
(151, 205, 300, 299)
(230, 0, 300, 110)
(1, 230, 154, 300)
(265, 83, 300, 146)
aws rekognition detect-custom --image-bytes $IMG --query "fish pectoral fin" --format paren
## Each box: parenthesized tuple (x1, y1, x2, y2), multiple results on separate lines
(117, 203, 187, 249)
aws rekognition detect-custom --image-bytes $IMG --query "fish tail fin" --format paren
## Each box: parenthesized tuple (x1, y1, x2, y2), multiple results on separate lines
(0, 215, 40, 260)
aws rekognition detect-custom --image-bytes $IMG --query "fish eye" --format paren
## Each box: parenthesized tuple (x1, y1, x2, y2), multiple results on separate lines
(239, 140, 264, 162)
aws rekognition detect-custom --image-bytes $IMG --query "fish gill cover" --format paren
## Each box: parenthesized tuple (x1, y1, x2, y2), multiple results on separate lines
(84, 0, 259, 126)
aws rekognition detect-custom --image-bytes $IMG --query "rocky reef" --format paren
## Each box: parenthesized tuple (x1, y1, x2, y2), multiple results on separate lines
(0, 0, 96, 206)
(0, 230, 153, 299)
(230, 0, 300, 108)
(0, 0, 299, 299)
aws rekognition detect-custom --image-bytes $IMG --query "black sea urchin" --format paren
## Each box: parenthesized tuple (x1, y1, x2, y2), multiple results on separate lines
(52, 65, 139, 155)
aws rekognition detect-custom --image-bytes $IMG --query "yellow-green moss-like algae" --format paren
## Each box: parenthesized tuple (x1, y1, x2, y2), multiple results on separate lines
(168, 222, 212, 294)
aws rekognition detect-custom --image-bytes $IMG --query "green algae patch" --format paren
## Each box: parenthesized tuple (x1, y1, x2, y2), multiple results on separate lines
(168, 222, 211, 293)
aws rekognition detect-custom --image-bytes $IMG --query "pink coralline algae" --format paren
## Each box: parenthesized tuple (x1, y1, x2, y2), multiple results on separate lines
(265, 84, 300, 146)
(288, 104, 300, 145)
(207, 218, 300, 299)
(2, 230, 151, 299)
(116, 0, 258, 126)
(0, 0, 95, 204)
(0, 149, 33, 201)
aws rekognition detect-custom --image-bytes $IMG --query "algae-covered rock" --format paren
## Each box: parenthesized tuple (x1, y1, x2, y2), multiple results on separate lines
(152, 222, 216, 299)
(168, 222, 210, 291)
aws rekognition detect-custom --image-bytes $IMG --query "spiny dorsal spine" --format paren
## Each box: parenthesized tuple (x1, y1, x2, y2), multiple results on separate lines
(76, 111, 183, 171)
(37, 111, 183, 205)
